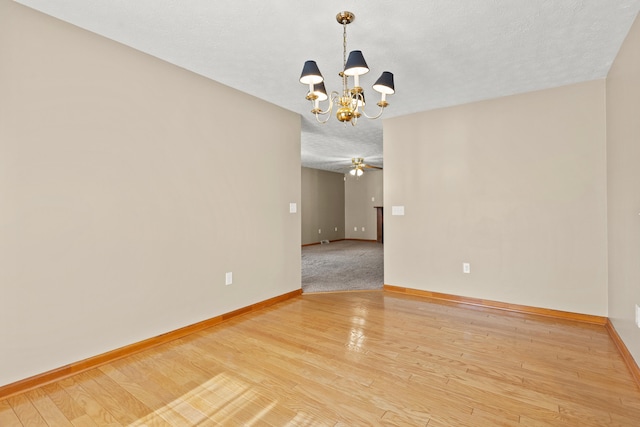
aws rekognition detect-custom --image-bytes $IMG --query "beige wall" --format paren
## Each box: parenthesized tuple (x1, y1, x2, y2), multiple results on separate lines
(301, 167, 382, 244)
(384, 80, 608, 316)
(606, 13, 640, 362)
(345, 170, 383, 240)
(301, 168, 345, 245)
(0, 0, 301, 387)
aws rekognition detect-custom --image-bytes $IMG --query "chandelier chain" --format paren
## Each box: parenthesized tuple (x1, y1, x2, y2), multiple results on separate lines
(342, 22, 347, 68)
(342, 22, 348, 93)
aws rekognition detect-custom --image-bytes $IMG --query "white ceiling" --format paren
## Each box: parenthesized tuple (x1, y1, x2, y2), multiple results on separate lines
(15, 0, 640, 173)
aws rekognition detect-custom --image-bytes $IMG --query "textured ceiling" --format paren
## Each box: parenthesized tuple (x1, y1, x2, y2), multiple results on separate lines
(14, 0, 640, 173)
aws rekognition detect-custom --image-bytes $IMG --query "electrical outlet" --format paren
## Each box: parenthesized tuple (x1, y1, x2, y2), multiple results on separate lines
(225, 272, 233, 286)
(318, 228, 322, 234)
(361, 227, 365, 232)
(334, 227, 338, 231)
(463, 263, 471, 274)
(354, 227, 357, 231)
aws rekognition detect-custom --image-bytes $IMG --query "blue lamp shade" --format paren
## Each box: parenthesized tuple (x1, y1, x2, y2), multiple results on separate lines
(311, 81, 328, 101)
(373, 71, 395, 94)
(344, 50, 370, 76)
(300, 60, 324, 85)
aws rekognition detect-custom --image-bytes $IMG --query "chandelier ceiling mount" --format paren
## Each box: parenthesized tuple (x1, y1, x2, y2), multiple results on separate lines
(336, 11, 355, 26)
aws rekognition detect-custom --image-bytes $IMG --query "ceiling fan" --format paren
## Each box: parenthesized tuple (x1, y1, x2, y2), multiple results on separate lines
(349, 158, 382, 176)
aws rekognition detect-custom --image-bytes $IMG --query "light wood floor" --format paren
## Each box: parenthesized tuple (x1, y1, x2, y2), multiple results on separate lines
(2, 291, 640, 426)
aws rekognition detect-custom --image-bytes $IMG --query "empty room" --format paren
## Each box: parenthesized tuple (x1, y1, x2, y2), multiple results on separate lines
(2, 1, 640, 425)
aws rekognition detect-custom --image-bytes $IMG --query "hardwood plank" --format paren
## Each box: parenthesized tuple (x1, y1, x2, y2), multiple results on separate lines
(518, 415, 559, 426)
(56, 378, 121, 426)
(70, 414, 99, 427)
(73, 370, 154, 426)
(98, 364, 186, 426)
(6, 393, 48, 426)
(41, 382, 89, 422)
(2, 291, 640, 425)
(470, 407, 521, 426)
(380, 406, 431, 425)
(25, 387, 73, 427)
(109, 356, 207, 425)
(0, 398, 22, 427)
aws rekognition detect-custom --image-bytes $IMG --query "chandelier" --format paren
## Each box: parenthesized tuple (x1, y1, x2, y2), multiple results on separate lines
(299, 11, 395, 126)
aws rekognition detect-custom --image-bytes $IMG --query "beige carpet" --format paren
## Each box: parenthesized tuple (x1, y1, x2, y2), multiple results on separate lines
(301, 240, 383, 293)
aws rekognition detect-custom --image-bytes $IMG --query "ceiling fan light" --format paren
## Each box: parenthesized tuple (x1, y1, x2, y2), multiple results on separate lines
(300, 60, 324, 85)
(357, 168, 364, 177)
(373, 71, 395, 94)
(349, 169, 357, 176)
(344, 50, 370, 76)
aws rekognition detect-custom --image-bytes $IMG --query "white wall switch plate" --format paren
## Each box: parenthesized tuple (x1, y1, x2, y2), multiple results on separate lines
(354, 227, 357, 231)
(318, 228, 322, 234)
(392, 206, 405, 216)
(636, 304, 640, 328)
(463, 263, 471, 274)
(289, 203, 297, 213)
(334, 227, 338, 231)
(225, 272, 233, 285)
(362, 227, 365, 232)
